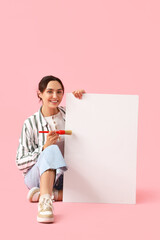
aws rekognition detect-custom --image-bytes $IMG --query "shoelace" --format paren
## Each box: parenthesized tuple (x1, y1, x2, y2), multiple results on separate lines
(39, 197, 53, 211)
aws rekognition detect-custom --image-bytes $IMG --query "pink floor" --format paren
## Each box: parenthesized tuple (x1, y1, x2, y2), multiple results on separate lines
(1, 169, 159, 240)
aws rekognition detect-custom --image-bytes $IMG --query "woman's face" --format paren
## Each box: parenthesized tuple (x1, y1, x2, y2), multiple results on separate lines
(39, 81, 64, 109)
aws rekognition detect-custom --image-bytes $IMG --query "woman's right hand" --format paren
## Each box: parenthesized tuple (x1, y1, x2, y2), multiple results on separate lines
(43, 131, 59, 150)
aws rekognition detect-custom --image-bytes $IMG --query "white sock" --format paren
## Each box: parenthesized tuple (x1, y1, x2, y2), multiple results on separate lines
(53, 189, 58, 200)
(39, 193, 51, 200)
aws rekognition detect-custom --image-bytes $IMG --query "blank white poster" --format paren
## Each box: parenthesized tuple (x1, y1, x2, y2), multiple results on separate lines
(63, 93, 139, 204)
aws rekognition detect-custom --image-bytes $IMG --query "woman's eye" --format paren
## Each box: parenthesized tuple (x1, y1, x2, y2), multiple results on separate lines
(47, 90, 63, 94)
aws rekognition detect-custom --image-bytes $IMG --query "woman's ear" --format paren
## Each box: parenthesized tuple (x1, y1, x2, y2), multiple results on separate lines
(37, 90, 42, 100)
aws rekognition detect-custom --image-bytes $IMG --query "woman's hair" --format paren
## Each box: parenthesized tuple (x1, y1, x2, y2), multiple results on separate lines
(37, 75, 65, 101)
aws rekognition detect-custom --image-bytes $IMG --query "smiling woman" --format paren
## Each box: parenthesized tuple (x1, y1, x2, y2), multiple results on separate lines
(37, 76, 65, 116)
(16, 75, 86, 223)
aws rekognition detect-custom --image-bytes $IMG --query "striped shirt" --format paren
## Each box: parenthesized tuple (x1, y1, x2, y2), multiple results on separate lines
(16, 105, 66, 176)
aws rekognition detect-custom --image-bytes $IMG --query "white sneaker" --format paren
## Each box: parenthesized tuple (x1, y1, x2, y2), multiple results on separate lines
(37, 194, 54, 223)
(27, 187, 59, 202)
(27, 187, 40, 202)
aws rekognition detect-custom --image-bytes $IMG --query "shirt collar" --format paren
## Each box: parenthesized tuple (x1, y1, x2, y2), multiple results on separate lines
(38, 105, 66, 127)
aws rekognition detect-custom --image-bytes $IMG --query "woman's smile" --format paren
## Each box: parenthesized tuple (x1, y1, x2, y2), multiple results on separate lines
(49, 100, 59, 105)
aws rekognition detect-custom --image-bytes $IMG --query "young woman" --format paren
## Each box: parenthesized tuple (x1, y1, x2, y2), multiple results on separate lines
(16, 75, 86, 223)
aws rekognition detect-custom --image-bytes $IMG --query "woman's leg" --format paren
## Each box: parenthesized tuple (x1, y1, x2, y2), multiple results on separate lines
(40, 169, 63, 200)
(25, 145, 67, 201)
(57, 189, 63, 201)
(40, 169, 56, 196)
(38, 145, 67, 197)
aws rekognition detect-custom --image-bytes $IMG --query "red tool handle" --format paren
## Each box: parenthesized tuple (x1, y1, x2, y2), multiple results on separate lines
(39, 130, 72, 135)
(56, 130, 65, 134)
(39, 131, 64, 134)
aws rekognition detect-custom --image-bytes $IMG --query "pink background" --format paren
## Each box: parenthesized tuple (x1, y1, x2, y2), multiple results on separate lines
(0, 0, 159, 239)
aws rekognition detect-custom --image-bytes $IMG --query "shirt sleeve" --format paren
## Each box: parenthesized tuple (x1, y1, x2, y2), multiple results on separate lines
(16, 121, 43, 174)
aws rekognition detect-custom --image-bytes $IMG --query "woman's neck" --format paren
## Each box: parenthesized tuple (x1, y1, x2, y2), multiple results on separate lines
(41, 106, 59, 117)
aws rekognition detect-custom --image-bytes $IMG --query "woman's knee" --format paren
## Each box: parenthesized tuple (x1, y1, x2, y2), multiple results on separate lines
(39, 145, 59, 160)
(44, 144, 59, 153)
(37, 144, 62, 169)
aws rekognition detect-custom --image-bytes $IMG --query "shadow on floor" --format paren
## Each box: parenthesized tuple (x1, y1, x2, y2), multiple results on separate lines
(136, 189, 159, 204)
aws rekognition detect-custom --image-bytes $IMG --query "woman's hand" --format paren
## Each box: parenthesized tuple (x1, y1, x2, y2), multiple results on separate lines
(72, 89, 86, 99)
(43, 131, 59, 150)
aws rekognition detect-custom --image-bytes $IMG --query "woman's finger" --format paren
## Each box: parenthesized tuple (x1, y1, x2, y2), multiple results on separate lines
(48, 131, 56, 136)
(72, 89, 86, 99)
(75, 91, 82, 98)
(51, 134, 59, 140)
(78, 93, 82, 98)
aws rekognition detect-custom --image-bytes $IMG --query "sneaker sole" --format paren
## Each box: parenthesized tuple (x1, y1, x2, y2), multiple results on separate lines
(37, 216, 54, 223)
(27, 187, 40, 202)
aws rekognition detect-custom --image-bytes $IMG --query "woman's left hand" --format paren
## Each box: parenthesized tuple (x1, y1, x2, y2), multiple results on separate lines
(72, 89, 86, 99)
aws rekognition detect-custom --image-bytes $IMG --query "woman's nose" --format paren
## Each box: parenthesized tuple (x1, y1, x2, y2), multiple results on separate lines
(53, 91, 57, 98)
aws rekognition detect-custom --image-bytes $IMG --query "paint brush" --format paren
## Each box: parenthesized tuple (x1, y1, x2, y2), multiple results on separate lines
(39, 130, 72, 135)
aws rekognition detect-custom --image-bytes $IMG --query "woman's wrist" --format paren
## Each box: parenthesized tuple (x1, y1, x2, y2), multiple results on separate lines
(42, 144, 46, 151)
